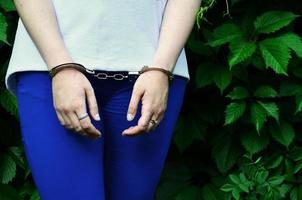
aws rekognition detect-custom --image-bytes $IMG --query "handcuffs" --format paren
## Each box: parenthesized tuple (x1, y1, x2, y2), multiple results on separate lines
(49, 62, 174, 85)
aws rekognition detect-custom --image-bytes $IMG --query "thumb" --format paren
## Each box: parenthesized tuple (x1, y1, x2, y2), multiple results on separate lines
(85, 85, 100, 121)
(127, 89, 143, 121)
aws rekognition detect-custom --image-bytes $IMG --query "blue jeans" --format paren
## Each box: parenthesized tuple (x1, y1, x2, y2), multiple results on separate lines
(15, 70, 188, 200)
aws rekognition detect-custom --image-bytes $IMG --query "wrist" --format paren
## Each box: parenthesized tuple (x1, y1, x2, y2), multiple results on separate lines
(149, 60, 175, 73)
(139, 65, 174, 84)
(46, 51, 73, 70)
(49, 62, 87, 79)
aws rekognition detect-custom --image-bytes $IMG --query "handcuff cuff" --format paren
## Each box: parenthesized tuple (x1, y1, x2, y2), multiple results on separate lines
(49, 62, 174, 85)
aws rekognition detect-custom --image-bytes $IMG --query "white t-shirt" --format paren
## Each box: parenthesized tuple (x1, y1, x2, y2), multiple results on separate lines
(5, 0, 190, 97)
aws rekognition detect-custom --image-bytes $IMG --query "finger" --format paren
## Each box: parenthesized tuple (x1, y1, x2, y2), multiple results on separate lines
(55, 110, 66, 126)
(123, 105, 154, 136)
(122, 125, 146, 136)
(68, 111, 83, 133)
(75, 107, 101, 138)
(126, 105, 153, 135)
(146, 113, 161, 132)
(60, 111, 73, 129)
(85, 85, 101, 121)
(79, 117, 101, 138)
(149, 107, 166, 132)
(137, 103, 154, 129)
(127, 89, 143, 121)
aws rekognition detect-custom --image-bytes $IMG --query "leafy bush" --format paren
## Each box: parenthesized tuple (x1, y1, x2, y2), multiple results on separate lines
(1, 0, 302, 199)
(156, 0, 302, 199)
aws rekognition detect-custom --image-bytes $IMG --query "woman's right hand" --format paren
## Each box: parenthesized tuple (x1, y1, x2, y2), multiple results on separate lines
(51, 68, 102, 139)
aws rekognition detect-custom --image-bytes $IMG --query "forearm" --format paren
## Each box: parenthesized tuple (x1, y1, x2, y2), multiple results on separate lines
(14, 0, 73, 70)
(151, 0, 202, 72)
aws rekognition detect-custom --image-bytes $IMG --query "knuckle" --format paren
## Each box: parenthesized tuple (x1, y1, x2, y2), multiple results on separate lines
(81, 123, 91, 129)
(61, 106, 70, 113)
(143, 105, 153, 113)
(90, 105, 98, 111)
(132, 89, 141, 97)
(128, 105, 136, 113)
(86, 86, 94, 93)
(75, 126, 82, 132)
(65, 124, 73, 129)
(55, 105, 64, 112)
(139, 122, 148, 129)
(74, 102, 84, 110)
(158, 106, 166, 114)
(54, 106, 60, 112)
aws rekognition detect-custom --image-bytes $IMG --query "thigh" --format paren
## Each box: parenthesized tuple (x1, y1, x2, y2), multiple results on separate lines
(101, 75, 188, 200)
(15, 71, 106, 200)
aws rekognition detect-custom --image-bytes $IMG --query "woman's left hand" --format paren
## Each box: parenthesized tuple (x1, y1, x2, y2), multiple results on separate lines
(122, 70, 169, 136)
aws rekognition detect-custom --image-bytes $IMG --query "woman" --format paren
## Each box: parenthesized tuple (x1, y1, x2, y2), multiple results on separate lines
(5, 0, 201, 199)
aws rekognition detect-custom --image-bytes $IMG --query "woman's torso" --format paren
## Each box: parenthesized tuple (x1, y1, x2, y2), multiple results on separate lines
(5, 0, 190, 96)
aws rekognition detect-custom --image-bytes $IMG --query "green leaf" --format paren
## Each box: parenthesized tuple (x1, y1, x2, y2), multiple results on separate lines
(0, 154, 16, 184)
(259, 38, 291, 75)
(212, 134, 241, 173)
(257, 101, 279, 122)
(0, 89, 19, 118)
(289, 148, 302, 162)
(232, 187, 241, 200)
(0, 0, 16, 12)
(195, 63, 214, 88)
(254, 11, 299, 34)
(228, 40, 257, 69)
(290, 186, 302, 200)
(254, 86, 278, 98)
(277, 33, 302, 58)
(279, 82, 302, 97)
(18, 182, 37, 199)
(250, 102, 267, 133)
(213, 68, 232, 94)
(240, 130, 269, 155)
(0, 184, 19, 200)
(8, 146, 26, 170)
(30, 190, 40, 200)
(187, 34, 212, 56)
(265, 154, 284, 169)
(224, 102, 246, 125)
(175, 185, 201, 200)
(295, 95, 302, 114)
(254, 170, 269, 184)
(226, 87, 249, 100)
(173, 115, 205, 153)
(293, 160, 302, 174)
(221, 183, 235, 192)
(202, 183, 228, 200)
(156, 165, 191, 199)
(207, 23, 243, 47)
(270, 121, 295, 148)
(0, 13, 8, 44)
(268, 175, 285, 186)
(278, 184, 290, 198)
(229, 174, 241, 184)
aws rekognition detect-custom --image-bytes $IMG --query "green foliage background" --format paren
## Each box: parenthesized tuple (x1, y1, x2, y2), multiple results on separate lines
(1, 0, 302, 199)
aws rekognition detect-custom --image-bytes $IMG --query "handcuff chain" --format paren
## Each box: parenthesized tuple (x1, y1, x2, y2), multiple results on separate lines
(93, 72, 128, 80)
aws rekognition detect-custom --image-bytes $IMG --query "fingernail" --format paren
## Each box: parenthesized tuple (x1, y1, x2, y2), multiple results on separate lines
(95, 113, 101, 121)
(127, 114, 134, 121)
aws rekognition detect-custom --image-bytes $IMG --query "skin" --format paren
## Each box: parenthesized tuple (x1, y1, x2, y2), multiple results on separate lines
(13, 0, 201, 138)
(123, 0, 202, 136)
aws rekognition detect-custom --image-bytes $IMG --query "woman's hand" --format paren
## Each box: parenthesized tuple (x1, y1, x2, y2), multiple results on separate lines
(122, 71, 169, 136)
(52, 68, 102, 139)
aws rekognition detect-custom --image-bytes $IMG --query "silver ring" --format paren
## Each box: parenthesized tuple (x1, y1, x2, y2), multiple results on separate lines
(78, 113, 89, 120)
(150, 119, 158, 125)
